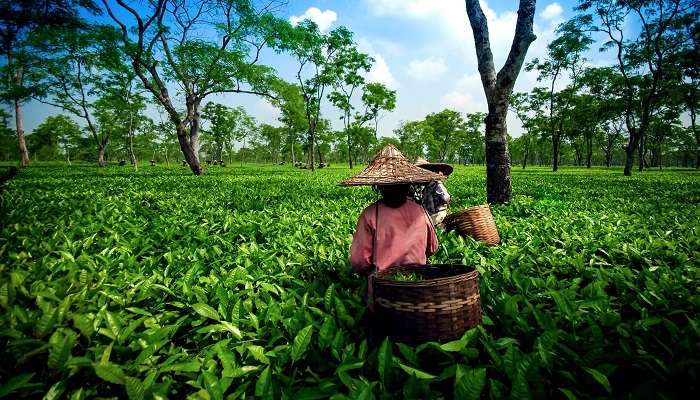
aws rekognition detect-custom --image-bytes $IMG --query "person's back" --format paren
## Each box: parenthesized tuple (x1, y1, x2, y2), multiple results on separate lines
(350, 198, 437, 275)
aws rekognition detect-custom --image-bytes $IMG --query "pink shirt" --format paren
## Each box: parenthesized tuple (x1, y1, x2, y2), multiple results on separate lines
(350, 199, 438, 275)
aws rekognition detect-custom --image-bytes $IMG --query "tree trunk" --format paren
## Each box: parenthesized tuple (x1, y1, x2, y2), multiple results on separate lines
(637, 133, 645, 172)
(14, 98, 30, 167)
(586, 134, 593, 168)
(176, 123, 201, 175)
(127, 130, 137, 170)
(291, 140, 296, 165)
(465, 0, 536, 204)
(97, 143, 108, 167)
(552, 134, 560, 172)
(689, 100, 698, 169)
(623, 129, 640, 176)
(485, 107, 513, 203)
(347, 130, 353, 169)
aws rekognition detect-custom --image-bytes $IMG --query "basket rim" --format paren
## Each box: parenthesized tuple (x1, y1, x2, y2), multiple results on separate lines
(372, 264, 478, 287)
(445, 204, 491, 218)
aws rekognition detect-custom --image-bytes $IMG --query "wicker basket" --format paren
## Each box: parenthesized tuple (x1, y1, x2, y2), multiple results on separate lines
(372, 264, 481, 343)
(444, 204, 500, 245)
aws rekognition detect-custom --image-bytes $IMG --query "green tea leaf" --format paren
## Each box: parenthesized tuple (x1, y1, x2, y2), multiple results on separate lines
(0, 373, 36, 398)
(583, 367, 611, 394)
(398, 363, 436, 380)
(291, 324, 314, 363)
(255, 366, 272, 399)
(378, 337, 393, 386)
(454, 365, 485, 400)
(192, 303, 221, 321)
(93, 362, 126, 385)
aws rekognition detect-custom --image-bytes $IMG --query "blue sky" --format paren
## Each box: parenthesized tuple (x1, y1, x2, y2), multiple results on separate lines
(23, 0, 612, 139)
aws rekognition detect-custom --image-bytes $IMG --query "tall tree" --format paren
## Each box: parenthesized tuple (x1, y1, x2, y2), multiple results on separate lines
(465, 0, 537, 203)
(37, 25, 132, 166)
(527, 23, 592, 171)
(101, 0, 284, 175)
(327, 46, 372, 168)
(282, 20, 352, 171)
(273, 82, 306, 164)
(423, 109, 465, 162)
(360, 82, 396, 138)
(0, 0, 99, 166)
(573, 0, 696, 175)
(202, 102, 241, 163)
(395, 120, 426, 161)
(28, 115, 81, 162)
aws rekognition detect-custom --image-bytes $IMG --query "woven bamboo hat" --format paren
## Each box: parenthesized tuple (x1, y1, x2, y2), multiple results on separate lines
(340, 145, 446, 186)
(415, 157, 454, 176)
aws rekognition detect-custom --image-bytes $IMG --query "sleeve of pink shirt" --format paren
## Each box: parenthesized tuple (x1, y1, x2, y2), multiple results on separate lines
(350, 205, 375, 275)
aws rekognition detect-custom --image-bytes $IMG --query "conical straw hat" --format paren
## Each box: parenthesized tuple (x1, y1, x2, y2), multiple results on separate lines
(339, 145, 446, 186)
(415, 157, 454, 176)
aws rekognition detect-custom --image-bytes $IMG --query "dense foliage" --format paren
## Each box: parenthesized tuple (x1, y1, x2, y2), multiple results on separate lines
(1, 165, 698, 398)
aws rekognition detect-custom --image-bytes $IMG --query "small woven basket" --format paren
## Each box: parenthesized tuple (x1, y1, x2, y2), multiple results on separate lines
(444, 204, 500, 245)
(372, 264, 481, 343)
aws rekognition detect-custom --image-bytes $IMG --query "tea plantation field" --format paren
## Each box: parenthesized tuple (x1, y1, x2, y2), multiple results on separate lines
(1, 164, 699, 399)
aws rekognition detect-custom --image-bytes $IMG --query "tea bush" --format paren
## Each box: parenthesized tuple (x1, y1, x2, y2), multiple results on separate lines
(1, 165, 698, 399)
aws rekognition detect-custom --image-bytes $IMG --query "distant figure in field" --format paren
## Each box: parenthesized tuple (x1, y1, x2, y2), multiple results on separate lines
(414, 158, 452, 227)
(181, 160, 187, 167)
(150, 160, 156, 166)
(119, 160, 126, 167)
(340, 145, 446, 309)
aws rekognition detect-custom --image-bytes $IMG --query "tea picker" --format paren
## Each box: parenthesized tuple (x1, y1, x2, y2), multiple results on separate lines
(414, 158, 453, 228)
(340, 145, 482, 343)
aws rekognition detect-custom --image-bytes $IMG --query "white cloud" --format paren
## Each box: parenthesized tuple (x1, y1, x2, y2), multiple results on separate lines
(406, 57, 448, 80)
(368, 53, 399, 88)
(540, 3, 563, 21)
(289, 7, 337, 33)
(357, 39, 400, 89)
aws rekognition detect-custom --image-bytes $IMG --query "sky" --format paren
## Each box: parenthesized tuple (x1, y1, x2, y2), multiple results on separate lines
(21, 0, 615, 140)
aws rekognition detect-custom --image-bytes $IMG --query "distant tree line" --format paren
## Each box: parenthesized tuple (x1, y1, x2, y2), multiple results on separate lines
(1, 0, 698, 177)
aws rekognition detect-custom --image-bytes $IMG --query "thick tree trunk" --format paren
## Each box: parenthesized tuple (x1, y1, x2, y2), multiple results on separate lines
(485, 108, 512, 203)
(97, 143, 108, 167)
(176, 123, 201, 175)
(623, 130, 640, 176)
(465, 0, 536, 204)
(14, 98, 30, 167)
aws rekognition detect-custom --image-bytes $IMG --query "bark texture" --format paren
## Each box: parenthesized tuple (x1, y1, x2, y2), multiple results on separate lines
(14, 98, 30, 166)
(465, 0, 536, 203)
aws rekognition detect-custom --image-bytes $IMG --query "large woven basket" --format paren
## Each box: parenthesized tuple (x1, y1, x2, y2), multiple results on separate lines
(444, 204, 500, 245)
(372, 264, 481, 343)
